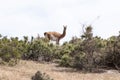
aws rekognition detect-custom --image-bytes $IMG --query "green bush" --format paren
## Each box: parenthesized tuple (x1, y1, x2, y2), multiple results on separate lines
(54, 42, 75, 59)
(103, 36, 120, 69)
(59, 54, 72, 67)
(0, 36, 22, 65)
(24, 38, 53, 62)
(72, 52, 86, 70)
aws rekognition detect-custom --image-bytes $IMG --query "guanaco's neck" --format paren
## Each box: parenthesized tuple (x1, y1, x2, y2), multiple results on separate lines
(60, 27, 66, 39)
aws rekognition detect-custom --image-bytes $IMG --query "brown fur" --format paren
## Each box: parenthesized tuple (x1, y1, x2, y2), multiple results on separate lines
(44, 25, 67, 44)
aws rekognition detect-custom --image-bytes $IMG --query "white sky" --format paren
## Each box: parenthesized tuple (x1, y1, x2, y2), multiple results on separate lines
(0, 0, 120, 43)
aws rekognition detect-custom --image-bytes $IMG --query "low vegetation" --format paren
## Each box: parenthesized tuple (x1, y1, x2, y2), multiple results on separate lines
(0, 26, 120, 73)
(32, 71, 53, 80)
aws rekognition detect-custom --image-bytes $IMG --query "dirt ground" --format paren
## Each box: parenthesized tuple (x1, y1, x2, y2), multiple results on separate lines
(0, 60, 120, 80)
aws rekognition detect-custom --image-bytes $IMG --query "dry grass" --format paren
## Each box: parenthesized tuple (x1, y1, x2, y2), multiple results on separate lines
(0, 60, 120, 80)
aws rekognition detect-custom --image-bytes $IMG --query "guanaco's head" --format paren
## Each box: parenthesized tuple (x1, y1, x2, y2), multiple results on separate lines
(44, 32, 48, 38)
(63, 25, 67, 30)
(44, 32, 50, 40)
(44, 32, 47, 36)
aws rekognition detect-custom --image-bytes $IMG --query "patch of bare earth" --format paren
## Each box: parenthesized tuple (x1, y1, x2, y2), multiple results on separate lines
(0, 60, 120, 80)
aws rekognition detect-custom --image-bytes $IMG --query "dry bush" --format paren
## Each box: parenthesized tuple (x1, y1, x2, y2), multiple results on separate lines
(32, 71, 53, 80)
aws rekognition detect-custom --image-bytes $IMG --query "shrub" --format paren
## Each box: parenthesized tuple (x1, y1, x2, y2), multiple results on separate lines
(72, 52, 86, 70)
(0, 36, 22, 65)
(59, 54, 72, 67)
(54, 42, 75, 59)
(24, 38, 53, 62)
(103, 36, 120, 69)
(31, 71, 53, 80)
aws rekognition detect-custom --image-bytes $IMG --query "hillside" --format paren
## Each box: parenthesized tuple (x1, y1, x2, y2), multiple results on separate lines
(0, 60, 120, 80)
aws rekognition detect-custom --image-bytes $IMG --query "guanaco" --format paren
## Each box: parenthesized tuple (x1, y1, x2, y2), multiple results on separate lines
(44, 25, 67, 45)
